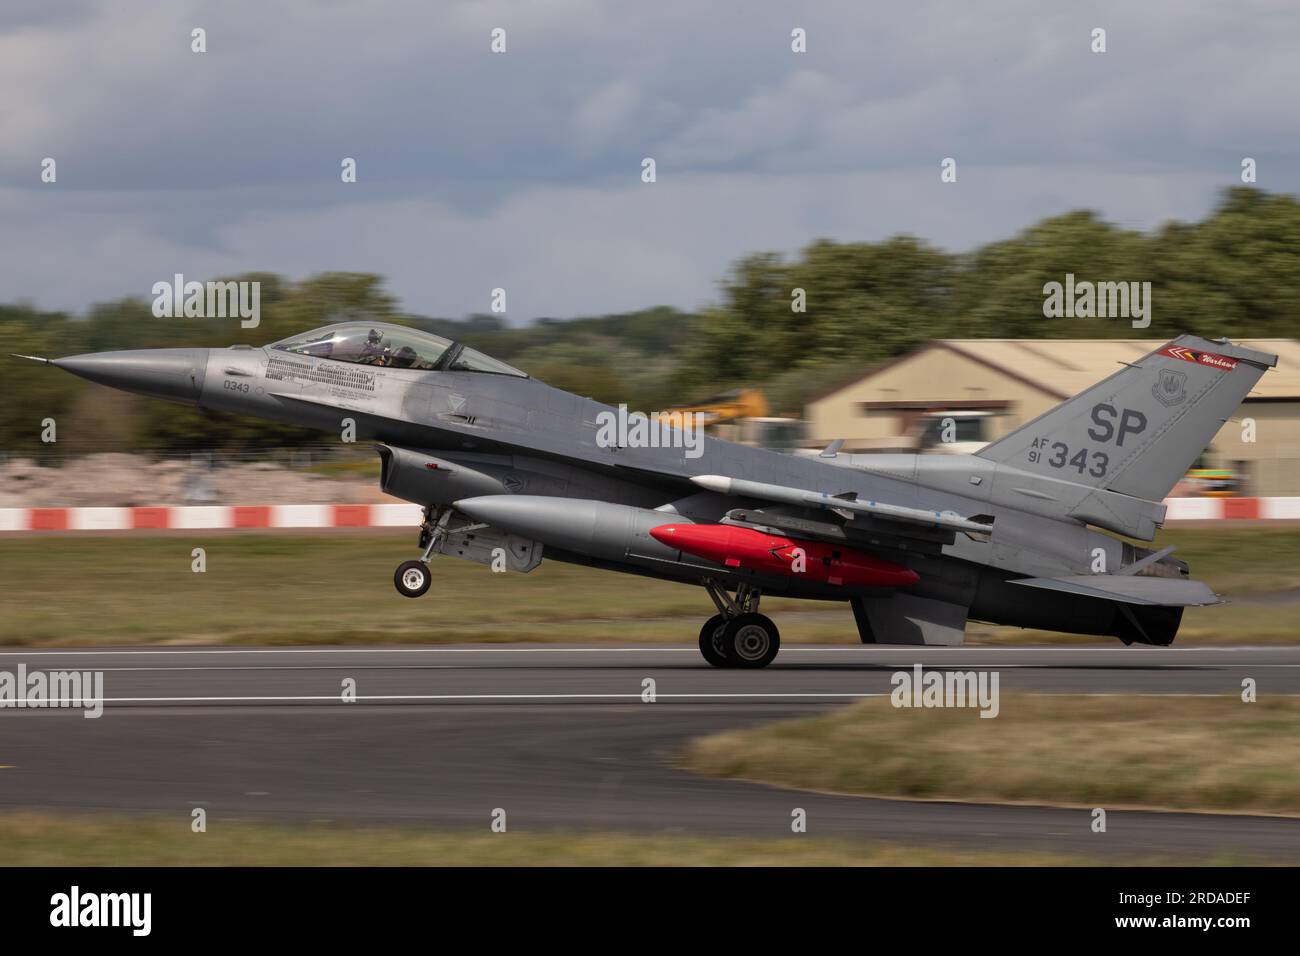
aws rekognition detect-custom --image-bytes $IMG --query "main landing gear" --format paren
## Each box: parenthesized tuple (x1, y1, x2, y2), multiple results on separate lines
(394, 506, 450, 598)
(699, 579, 780, 669)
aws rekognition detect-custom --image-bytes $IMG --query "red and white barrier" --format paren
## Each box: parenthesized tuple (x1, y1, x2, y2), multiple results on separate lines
(1162, 497, 1300, 521)
(0, 498, 1297, 533)
(0, 503, 423, 532)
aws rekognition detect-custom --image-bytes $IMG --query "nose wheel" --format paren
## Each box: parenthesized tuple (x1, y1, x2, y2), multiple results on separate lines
(394, 560, 431, 598)
(394, 506, 450, 598)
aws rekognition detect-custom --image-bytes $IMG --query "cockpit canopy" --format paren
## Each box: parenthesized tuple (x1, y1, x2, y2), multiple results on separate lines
(270, 322, 526, 377)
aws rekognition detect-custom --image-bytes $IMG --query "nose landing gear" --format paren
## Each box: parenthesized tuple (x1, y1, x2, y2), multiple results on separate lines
(394, 560, 432, 598)
(394, 506, 450, 599)
(699, 579, 780, 668)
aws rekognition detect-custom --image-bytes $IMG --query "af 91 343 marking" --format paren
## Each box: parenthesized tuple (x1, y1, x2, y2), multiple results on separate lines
(1025, 403, 1151, 477)
(1028, 440, 1109, 477)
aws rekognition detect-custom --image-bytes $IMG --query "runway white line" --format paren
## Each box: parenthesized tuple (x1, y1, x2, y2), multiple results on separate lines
(0, 648, 704, 656)
(0, 645, 1291, 657)
(35, 665, 465, 673)
(5, 692, 1279, 705)
(10, 660, 1300, 676)
(20, 662, 1300, 673)
(7, 692, 892, 703)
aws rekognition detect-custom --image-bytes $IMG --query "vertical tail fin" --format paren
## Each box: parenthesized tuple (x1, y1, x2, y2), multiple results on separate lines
(976, 336, 1276, 502)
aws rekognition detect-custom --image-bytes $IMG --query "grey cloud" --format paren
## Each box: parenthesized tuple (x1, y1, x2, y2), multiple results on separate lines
(0, 0, 1296, 319)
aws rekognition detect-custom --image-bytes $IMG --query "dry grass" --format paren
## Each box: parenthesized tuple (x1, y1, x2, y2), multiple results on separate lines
(683, 694, 1300, 815)
(0, 528, 1295, 646)
(0, 812, 1179, 866)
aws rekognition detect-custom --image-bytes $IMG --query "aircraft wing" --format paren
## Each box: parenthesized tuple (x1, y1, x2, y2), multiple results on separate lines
(690, 475, 993, 538)
(1011, 575, 1222, 607)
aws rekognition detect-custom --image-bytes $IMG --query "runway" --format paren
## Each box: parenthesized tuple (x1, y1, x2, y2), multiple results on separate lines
(1, 644, 1297, 861)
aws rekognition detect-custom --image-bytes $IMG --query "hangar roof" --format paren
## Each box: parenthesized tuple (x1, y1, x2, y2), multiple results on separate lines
(812, 339, 1300, 404)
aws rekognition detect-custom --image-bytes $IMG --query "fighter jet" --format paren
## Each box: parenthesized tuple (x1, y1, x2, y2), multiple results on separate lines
(17, 325, 1277, 667)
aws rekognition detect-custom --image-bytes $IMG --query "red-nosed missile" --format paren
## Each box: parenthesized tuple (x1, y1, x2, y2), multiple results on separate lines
(649, 523, 920, 588)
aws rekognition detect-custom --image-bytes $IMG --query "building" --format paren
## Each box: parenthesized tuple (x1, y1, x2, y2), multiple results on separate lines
(805, 339, 1300, 496)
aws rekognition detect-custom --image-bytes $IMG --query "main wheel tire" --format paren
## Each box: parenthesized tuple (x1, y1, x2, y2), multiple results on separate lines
(394, 560, 432, 598)
(724, 613, 780, 668)
(698, 613, 731, 668)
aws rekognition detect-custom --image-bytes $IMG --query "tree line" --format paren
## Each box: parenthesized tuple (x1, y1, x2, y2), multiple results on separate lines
(2, 187, 1296, 457)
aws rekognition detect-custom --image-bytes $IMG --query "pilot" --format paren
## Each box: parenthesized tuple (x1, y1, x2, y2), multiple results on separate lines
(389, 345, 419, 369)
(358, 328, 389, 365)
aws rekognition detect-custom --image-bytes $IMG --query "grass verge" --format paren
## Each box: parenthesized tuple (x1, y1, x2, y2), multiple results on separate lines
(682, 694, 1300, 816)
(0, 813, 1205, 865)
(0, 528, 1296, 646)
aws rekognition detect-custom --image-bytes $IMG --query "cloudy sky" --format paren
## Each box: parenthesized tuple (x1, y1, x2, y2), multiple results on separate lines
(2, 0, 1297, 320)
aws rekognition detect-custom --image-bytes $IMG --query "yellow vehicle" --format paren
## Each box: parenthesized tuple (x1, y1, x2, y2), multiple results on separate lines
(655, 388, 770, 426)
(1183, 467, 1239, 497)
(654, 389, 807, 452)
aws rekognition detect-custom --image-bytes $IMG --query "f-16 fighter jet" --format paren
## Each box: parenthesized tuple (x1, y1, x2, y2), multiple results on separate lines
(17, 325, 1276, 667)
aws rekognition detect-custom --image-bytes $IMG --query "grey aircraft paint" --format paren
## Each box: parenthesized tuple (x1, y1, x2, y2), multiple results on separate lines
(19, 325, 1277, 666)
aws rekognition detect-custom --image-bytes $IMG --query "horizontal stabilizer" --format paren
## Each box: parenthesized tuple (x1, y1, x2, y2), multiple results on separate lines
(1012, 574, 1221, 607)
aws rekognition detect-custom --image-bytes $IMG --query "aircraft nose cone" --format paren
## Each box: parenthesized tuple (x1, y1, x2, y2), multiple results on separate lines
(52, 348, 209, 404)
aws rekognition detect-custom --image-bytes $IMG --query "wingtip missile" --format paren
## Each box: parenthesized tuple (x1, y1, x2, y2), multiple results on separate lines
(691, 473, 994, 537)
(690, 474, 733, 494)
